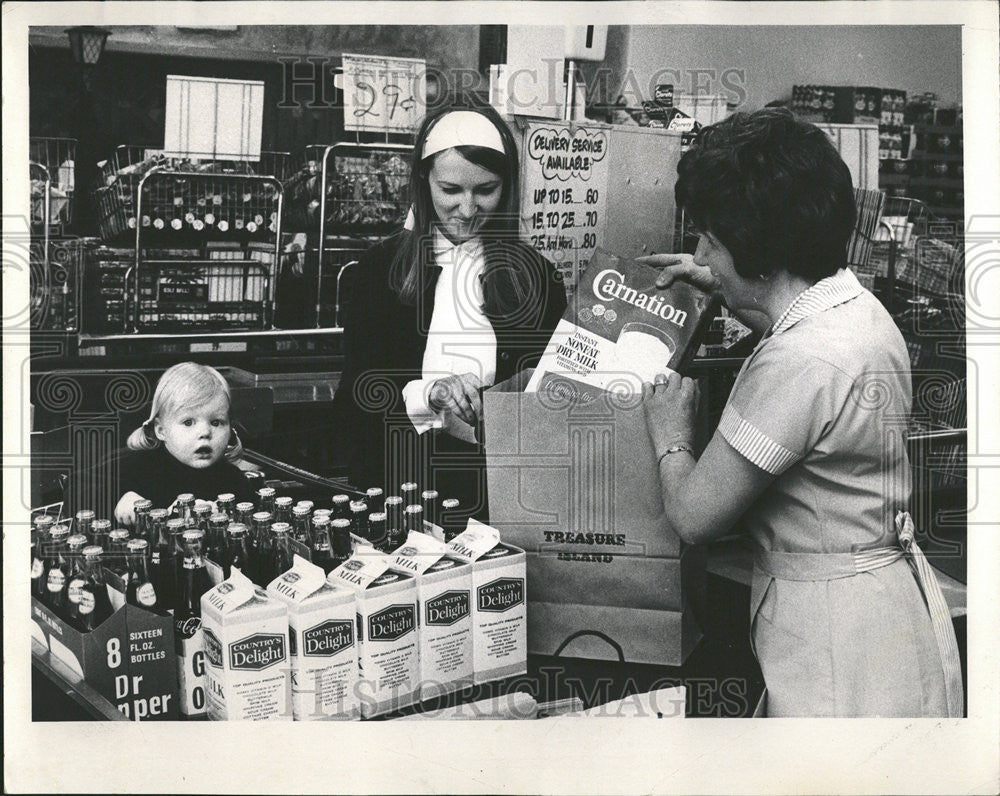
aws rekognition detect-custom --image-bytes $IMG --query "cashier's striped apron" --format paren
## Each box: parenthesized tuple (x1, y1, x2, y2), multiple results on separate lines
(752, 511, 964, 718)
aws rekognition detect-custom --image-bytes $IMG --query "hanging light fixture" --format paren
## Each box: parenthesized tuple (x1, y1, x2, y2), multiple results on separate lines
(66, 26, 110, 67)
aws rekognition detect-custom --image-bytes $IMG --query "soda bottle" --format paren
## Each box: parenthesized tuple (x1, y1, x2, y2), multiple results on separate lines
(193, 503, 213, 535)
(223, 522, 254, 581)
(125, 538, 165, 614)
(175, 493, 196, 525)
(107, 528, 131, 574)
(64, 533, 90, 625)
(133, 498, 154, 542)
(366, 487, 385, 515)
(384, 496, 404, 542)
(75, 546, 114, 632)
(310, 515, 336, 574)
(256, 486, 276, 515)
(91, 518, 112, 551)
(250, 511, 273, 577)
(292, 505, 312, 547)
(235, 501, 255, 528)
(404, 504, 424, 535)
(262, 522, 294, 585)
(207, 513, 229, 565)
(368, 512, 388, 551)
(330, 519, 353, 569)
(32, 516, 55, 599)
(216, 493, 236, 519)
(174, 530, 212, 637)
(274, 496, 294, 526)
(167, 517, 188, 607)
(75, 509, 95, 541)
(42, 525, 71, 616)
(149, 509, 176, 611)
(440, 498, 464, 542)
(400, 482, 419, 506)
(421, 490, 440, 528)
(348, 501, 368, 540)
(331, 494, 351, 521)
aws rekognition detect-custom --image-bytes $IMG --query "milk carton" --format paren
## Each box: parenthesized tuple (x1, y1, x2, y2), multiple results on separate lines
(200, 569, 291, 721)
(391, 531, 474, 701)
(447, 520, 527, 685)
(329, 550, 419, 718)
(267, 556, 360, 721)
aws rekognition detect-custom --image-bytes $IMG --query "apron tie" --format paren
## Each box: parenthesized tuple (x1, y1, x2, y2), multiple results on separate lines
(752, 511, 964, 717)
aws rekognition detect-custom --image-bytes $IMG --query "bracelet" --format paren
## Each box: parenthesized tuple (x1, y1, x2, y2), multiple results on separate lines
(657, 443, 694, 466)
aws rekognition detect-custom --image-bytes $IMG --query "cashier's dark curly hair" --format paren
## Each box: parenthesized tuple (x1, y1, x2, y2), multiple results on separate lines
(390, 99, 542, 320)
(675, 107, 856, 281)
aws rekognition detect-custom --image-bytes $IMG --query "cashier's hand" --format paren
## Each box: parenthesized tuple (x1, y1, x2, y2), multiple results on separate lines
(427, 373, 483, 428)
(635, 253, 720, 294)
(642, 373, 699, 454)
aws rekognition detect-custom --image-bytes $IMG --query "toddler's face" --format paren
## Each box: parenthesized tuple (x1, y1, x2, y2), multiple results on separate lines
(155, 393, 231, 469)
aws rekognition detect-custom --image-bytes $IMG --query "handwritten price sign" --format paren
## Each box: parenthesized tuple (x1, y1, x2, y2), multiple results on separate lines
(341, 53, 426, 134)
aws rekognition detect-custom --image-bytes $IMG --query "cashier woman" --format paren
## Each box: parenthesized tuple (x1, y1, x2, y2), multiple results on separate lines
(333, 101, 567, 520)
(641, 108, 962, 717)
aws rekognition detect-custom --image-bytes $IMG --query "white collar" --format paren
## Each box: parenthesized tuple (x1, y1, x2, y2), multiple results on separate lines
(432, 228, 484, 261)
(769, 268, 865, 336)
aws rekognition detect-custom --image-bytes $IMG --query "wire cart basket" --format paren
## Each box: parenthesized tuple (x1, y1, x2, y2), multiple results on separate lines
(30, 137, 77, 233)
(281, 142, 412, 328)
(89, 145, 287, 333)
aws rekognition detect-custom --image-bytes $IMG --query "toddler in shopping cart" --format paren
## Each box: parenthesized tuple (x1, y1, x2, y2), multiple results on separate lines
(115, 362, 254, 526)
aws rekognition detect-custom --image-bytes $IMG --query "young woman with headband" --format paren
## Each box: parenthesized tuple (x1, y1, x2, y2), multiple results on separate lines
(333, 102, 567, 522)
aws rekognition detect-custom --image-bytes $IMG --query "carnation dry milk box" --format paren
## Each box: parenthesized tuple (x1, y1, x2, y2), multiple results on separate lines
(200, 569, 291, 721)
(447, 520, 527, 685)
(267, 555, 359, 721)
(526, 248, 718, 400)
(329, 549, 419, 718)
(391, 531, 474, 701)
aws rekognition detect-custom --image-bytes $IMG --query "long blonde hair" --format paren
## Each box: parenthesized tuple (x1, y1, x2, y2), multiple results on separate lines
(127, 362, 243, 461)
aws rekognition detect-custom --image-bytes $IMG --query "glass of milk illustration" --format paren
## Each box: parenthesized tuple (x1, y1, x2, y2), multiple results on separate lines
(609, 322, 677, 388)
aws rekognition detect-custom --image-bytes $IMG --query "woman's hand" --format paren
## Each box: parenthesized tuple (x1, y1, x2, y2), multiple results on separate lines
(635, 253, 720, 293)
(428, 373, 484, 427)
(642, 372, 700, 455)
(115, 491, 144, 528)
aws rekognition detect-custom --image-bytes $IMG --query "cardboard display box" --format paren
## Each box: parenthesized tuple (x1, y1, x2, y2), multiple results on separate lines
(32, 597, 179, 720)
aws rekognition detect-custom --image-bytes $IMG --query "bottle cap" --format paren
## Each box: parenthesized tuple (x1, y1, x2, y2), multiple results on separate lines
(404, 504, 423, 515)
(92, 518, 112, 531)
(217, 493, 235, 503)
(177, 493, 195, 503)
(369, 512, 387, 523)
(76, 509, 96, 521)
(442, 498, 461, 510)
(275, 496, 294, 508)
(227, 523, 248, 536)
(331, 519, 351, 529)
(270, 522, 292, 535)
(332, 494, 350, 505)
(82, 545, 104, 558)
(258, 487, 276, 498)
(210, 513, 229, 524)
(421, 490, 439, 500)
(236, 502, 255, 512)
(193, 503, 213, 517)
(50, 525, 70, 539)
(134, 499, 154, 511)
(167, 518, 187, 531)
(110, 529, 131, 541)
(384, 496, 404, 506)
(293, 505, 311, 516)
(252, 511, 273, 523)
(149, 508, 170, 520)
(68, 533, 89, 548)
(367, 487, 384, 497)
(313, 515, 331, 527)
(126, 538, 149, 552)
(401, 482, 418, 491)
(35, 515, 55, 529)
(350, 501, 367, 514)
(182, 529, 205, 542)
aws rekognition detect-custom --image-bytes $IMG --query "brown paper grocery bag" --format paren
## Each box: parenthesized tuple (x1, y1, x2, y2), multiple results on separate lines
(484, 369, 704, 666)
(483, 368, 682, 559)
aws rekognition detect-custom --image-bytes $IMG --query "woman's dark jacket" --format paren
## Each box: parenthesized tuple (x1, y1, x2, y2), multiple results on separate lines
(332, 231, 567, 511)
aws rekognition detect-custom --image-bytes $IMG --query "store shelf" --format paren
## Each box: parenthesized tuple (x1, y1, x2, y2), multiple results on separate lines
(79, 327, 343, 343)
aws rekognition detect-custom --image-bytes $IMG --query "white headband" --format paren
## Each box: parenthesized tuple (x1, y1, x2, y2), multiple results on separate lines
(422, 111, 506, 160)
